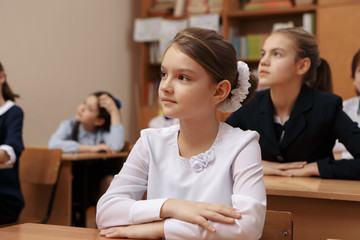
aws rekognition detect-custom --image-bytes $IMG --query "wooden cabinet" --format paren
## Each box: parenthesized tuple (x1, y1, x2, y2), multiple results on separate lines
(139, 0, 324, 129)
(317, 0, 360, 100)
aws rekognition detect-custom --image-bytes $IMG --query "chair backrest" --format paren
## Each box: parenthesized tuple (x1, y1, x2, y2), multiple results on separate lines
(260, 210, 293, 240)
(18, 147, 62, 223)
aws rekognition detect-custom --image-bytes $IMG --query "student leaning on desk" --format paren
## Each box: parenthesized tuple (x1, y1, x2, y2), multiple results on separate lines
(0, 61, 25, 224)
(226, 27, 360, 180)
(48, 91, 125, 223)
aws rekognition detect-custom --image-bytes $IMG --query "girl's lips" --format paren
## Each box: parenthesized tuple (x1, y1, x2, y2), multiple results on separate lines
(258, 69, 270, 75)
(161, 98, 176, 103)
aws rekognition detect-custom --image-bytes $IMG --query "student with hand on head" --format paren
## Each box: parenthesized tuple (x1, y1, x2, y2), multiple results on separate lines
(0, 61, 25, 224)
(226, 27, 360, 180)
(96, 27, 266, 240)
(333, 49, 360, 158)
(48, 91, 125, 223)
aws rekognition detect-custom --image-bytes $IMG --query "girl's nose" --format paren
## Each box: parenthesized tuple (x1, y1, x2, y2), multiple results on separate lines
(259, 54, 269, 66)
(160, 79, 173, 94)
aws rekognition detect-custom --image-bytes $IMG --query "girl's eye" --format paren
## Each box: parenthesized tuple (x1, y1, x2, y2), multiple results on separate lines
(179, 75, 189, 81)
(160, 71, 167, 78)
(273, 51, 281, 57)
(260, 51, 265, 58)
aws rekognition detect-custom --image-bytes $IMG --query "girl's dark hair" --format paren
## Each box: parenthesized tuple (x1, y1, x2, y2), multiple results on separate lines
(71, 91, 117, 141)
(168, 27, 258, 106)
(0, 62, 20, 101)
(351, 49, 360, 78)
(275, 27, 333, 92)
(351, 49, 360, 95)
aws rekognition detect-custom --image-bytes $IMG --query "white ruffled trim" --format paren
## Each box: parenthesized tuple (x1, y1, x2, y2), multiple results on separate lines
(217, 61, 251, 113)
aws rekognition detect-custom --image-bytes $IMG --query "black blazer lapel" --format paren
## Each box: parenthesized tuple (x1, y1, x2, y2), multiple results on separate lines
(259, 90, 279, 151)
(281, 85, 313, 149)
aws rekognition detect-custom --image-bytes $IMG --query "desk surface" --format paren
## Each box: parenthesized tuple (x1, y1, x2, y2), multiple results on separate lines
(0, 223, 145, 240)
(61, 151, 129, 161)
(0, 163, 13, 169)
(0, 223, 103, 240)
(264, 175, 360, 201)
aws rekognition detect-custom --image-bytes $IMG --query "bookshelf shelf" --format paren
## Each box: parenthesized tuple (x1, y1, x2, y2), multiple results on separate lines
(226, 5, 317, 18)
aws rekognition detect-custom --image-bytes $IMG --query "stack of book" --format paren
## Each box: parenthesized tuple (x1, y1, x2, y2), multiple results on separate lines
(231, 34, 269, 59)
(208, 0, 222, 13)
(294, 0, 314, 5)
(148, 0, 176, 17)
(187, 0, 209, 14)
(244, 0, 293, 10)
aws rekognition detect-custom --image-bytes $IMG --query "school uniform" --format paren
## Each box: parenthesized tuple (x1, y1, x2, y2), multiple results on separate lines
(0, 101, 25, 224)
(97, 122, 266, 239)
(226, 85, 360, 180)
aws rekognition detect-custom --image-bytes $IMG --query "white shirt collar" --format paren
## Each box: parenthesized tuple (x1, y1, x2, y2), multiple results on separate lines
(0, 100, 15, 116)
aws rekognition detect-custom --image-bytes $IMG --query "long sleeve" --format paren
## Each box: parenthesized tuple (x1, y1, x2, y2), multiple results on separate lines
(96, 135, 166, 227)
(317, 97, 360, 180)
(0, 106, 24, 164)
(48, 118, 80, 152)
(163, 138, 266, 240)
(103, 124, 125, 152)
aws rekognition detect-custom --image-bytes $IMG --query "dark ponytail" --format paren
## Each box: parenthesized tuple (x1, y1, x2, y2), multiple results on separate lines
(0, 62, 20, 101)
(309, 58, 333, 92)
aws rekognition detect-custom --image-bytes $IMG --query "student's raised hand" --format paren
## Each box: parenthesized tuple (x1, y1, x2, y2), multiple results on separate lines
(98, 94, 122, 125)
(262, 160, 307, 177)
(283, 162, 320, 177)
(100, 220, 164, 239)
(160, 199, 241, 232)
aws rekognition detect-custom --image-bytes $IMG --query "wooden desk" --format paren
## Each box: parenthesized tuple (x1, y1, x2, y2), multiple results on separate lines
(47, 151, 129, 227)
(0, 223, 103, 240)
(265, 176, 360, 240)
(0, 163, 13, 169)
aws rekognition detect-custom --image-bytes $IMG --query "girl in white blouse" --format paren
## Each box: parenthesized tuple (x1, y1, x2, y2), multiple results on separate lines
(97, 27, 266, 240)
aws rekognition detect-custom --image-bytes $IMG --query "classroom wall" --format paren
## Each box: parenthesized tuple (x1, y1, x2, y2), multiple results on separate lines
(0, 0, 141, 145)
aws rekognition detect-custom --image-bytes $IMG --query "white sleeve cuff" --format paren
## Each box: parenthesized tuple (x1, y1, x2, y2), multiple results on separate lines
(130, 198, 168, 224)
(0, 145, 16, 165)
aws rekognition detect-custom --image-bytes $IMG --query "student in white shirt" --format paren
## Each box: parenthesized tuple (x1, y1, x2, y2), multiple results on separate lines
(333, 49, 360, 158)
(96, 27, 266, 240)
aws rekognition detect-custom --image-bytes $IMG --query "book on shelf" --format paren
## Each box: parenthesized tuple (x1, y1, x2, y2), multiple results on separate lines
(294, 0, 314, 5)
(187, 0, 209, 14)
(244, 0, 293, 10)
(302, 12, 315, 34)
(231, 34, 268, 59)
(149, 0, 176, 17)
(208, 0, 222, 13)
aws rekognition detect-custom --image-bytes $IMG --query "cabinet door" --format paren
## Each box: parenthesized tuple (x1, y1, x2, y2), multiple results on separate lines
(317, 3, 360, 100)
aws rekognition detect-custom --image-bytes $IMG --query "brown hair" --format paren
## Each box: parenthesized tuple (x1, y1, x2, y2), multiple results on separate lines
(168, 27, 258, 106)
(275, 27, 333, 93)
(351, 49, 360, 95)
(0, 62, 20, 101)
(71, 91, 117, 141)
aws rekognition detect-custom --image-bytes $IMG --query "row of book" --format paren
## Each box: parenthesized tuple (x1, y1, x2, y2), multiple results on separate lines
(149, 0, 222, 17)
(243, 0, 314, 10)
(231, 34, 268, 59)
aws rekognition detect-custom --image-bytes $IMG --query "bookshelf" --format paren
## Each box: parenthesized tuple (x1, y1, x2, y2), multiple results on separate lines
(138, 0, 317, 130)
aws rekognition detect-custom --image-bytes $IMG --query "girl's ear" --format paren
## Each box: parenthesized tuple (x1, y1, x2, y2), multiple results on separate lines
(94, 118, 105, 127)
(297, 57, 311, 76)
(213, 79, 231, 104)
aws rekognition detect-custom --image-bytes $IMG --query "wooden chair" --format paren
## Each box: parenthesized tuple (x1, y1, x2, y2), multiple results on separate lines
(260, 210, 293, 240)
(18, 147, 62, 224)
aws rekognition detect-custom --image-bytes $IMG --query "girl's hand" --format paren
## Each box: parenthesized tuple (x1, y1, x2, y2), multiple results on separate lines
(262, 160, 307, 177)
(100, 220, 164, 239)
(283, 162, 320, 177)
(91, 143, 115, 153)
(98, 94, 122, 125)
(160, 199, 241, 232)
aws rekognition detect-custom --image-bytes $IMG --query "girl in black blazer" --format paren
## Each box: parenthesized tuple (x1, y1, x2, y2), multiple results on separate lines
(226, 27, 360, 180)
